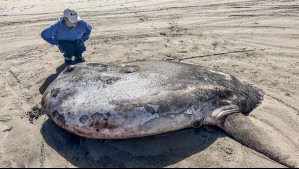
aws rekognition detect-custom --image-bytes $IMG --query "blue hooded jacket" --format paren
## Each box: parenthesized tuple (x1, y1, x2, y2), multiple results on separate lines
(41, 17, 92, 46)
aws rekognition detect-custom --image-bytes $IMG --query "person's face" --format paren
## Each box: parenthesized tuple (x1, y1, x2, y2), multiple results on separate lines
(64, 17, 78, 27)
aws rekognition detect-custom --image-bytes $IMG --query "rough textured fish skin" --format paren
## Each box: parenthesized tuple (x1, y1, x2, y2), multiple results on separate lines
(41, 61, 262, 139)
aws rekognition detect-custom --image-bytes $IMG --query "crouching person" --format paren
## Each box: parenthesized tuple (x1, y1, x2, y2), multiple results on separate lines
(41, 8, 92, 65)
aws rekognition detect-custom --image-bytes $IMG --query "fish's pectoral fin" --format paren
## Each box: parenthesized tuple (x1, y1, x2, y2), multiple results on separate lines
(203, 105, 240, 126)
(218, 113, 299, 168)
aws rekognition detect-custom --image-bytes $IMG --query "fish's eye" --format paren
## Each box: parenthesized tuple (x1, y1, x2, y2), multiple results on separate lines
(192, 119, 203, 128)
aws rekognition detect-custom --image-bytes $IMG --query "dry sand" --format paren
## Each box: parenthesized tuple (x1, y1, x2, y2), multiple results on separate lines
(0, 0, 299, 167)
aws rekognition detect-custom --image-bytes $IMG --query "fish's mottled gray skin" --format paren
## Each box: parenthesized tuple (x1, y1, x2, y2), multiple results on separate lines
(41, 61, 262, 139)
(42, 61, 299, 168)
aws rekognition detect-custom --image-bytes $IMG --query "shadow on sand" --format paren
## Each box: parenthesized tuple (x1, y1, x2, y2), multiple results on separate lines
(39, 64, 67, 94)
(41, 119, 224, 168)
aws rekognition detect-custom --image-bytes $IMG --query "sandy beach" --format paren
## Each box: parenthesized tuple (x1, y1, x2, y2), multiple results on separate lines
(0, 0, 298, 167)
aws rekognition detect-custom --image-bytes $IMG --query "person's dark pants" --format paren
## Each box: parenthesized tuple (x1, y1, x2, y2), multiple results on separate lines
(58, 39, 86, 65)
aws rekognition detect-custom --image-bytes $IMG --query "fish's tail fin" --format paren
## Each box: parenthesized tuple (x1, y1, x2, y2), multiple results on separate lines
(219, 113, 299, 168)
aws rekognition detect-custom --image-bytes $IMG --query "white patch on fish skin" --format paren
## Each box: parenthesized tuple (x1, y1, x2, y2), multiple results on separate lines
(208, 69, 232, 81)
(184, 106, 196, 115)
(122, 106, 161, 128)
(183, 106, 203, 124)
(146, 104, 160, 113)
(169, 115, 176, 118)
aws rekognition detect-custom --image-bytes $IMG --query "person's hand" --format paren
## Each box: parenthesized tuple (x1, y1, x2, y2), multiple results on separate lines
(78, 39, 84, 44)
(58, 45, 65, 53)
(57, 41, 65, 53)
(78, 39, 86, 51)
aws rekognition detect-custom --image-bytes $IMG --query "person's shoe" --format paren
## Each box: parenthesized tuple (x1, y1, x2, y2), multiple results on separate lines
(65, 59, 73, 66)
(76, 56, 85, 63)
